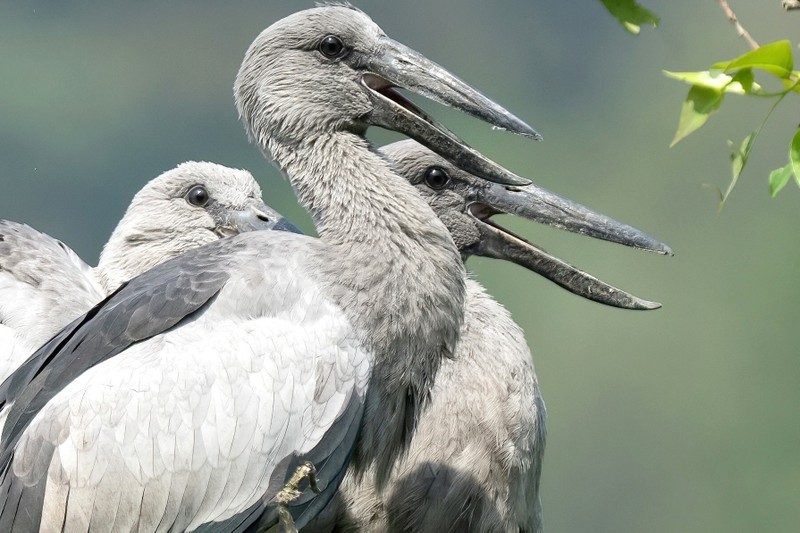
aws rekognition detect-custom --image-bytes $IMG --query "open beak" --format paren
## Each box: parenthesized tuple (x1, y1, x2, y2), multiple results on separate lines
(467, 181, 672, 310)
(362, 36, 538, 186)
(357, 39, 669, 309)
(215, 199, 302, 238)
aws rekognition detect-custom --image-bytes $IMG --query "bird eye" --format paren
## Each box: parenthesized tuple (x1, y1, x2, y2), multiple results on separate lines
(185, 185, 210, 207)
(423, 167, 450, 190)
(319, 35, 346, 58)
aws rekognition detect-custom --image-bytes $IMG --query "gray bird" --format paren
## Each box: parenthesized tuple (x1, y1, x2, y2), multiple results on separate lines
(306, 141, 670, 532)
(0, 6, 546, 531)
(0, 161, 292, 385)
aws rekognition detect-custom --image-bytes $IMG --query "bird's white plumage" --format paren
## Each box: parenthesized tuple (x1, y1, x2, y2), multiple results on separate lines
(0, 161, 278, 385)
(0, 224, 105, 384)
(14, 233, 370, 531)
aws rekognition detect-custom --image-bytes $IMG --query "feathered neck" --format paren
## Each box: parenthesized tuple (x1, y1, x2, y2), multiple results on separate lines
(269, 131, 466, 487)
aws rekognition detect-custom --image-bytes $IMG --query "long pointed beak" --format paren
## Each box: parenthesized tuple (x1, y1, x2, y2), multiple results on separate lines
(477, 181, 672, 254)
(216, 200, 302, 237)
(474, 221, 662, 310)
(467, 181, 672, 310)
(362, 37, 538, 186)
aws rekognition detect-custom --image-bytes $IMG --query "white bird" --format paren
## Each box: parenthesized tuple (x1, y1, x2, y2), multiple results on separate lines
(307, 140, 671, 533)
(0, 161, 294, 384)
(0, 6, 544, 531)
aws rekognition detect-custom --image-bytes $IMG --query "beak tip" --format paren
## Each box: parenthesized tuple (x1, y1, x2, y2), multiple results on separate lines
(636, 299, 662, 310)
(650, 242, 674, 256)
(514, 126, 542, 141)
(507, 175, 533, 186)
(525, 128, 543, 141)
(495, 121, 542, 141)
(273, 218, 303, 234)
(634, 235, 672, 256)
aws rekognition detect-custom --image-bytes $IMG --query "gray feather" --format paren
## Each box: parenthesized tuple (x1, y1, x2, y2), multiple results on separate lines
(197, 392, 364, 533)
(0, 237, 235, 467)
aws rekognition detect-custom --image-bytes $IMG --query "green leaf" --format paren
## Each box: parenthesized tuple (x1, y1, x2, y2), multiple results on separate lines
(670, 85, 724, 146)
(663, 70, 760, 94)
(731, 69, 755, 93)
(720, 132, 756, 205)
(711, 40, 794, 78)
(731, 133, 756, 180)
(790, 128, 800, 182)
(599, 0, 659, 35)
(768, 163, 793, 197)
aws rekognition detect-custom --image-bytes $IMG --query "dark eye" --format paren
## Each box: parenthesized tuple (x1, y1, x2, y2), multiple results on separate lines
(423, 167, 450, 190)
(319, 35, 345, 58)
(185, 185, 210, 207)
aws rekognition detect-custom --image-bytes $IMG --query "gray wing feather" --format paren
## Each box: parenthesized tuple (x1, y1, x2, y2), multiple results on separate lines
(0, 221, 106, 384)
(0, 221, 104, 333)
(0, 238, 235, 470)
(0, 437, 55, 533)
(266, 387, 364, 531)
(193, 389, 365, 533)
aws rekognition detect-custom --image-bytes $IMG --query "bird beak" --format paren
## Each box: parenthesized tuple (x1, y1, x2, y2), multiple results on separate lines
(466, 181, 672, 310)
(215, 200, 302, 237)
(362, 37, 538, 187)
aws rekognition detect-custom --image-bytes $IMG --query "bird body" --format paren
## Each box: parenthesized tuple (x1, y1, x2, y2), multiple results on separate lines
(0, 6, 540, 530)
(7, 231, 370, 532)
(335, 277, 546, 533)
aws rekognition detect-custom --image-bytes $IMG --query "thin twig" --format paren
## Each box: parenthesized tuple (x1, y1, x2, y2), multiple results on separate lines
(717, 0, 760, 50)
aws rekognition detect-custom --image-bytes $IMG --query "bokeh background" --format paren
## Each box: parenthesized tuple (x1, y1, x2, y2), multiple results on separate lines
(1, 2, 798, 531)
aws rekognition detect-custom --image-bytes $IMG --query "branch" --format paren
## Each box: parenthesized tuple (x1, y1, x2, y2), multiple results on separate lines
(717, 0, 760, 50)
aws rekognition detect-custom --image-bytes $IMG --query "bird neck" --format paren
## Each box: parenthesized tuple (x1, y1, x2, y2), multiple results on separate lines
(96, 221, 206, 293)
(267, 131, 466, 487)
(96, 221, 151, 292)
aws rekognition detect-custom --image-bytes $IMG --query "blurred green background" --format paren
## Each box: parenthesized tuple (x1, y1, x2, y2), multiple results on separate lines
(1, 2, 798, 531)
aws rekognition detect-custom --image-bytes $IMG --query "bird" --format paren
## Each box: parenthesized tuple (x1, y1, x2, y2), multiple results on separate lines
(0, 6, 546, 531)
(0, 160, 295, 385)
(306, 140, 671, 533)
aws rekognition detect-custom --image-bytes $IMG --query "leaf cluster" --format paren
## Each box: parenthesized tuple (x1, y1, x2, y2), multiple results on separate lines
(665, 41, 800, 204)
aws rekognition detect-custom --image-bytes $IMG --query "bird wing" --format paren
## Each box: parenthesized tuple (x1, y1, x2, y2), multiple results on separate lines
(0, 231, 370, 532)
(194, 387, 364, 533)
(0, 237, 231, 451)
(0, 220, 106, 383)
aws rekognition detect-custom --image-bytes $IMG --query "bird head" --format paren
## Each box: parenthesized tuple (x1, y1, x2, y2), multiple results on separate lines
(97, 161, 299, 290)
(382, 140, 672, 310)
(235, 4, 538, 187)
